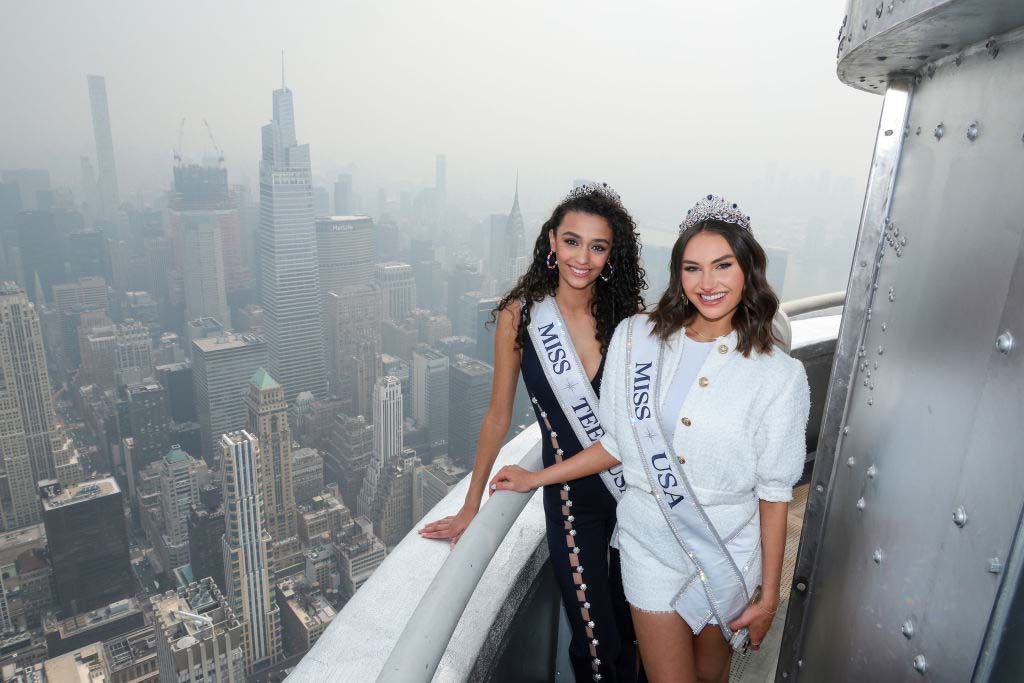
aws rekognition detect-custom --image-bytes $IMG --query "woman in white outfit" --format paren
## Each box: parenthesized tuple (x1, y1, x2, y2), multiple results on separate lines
(491, 195, 810, 683)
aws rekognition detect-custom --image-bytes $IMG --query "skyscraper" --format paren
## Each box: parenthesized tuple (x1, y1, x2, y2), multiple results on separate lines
(316, 216, 375, 297)
(0, 284, 68, 487)
(192, 333, 267, 463)
(325, 287, 382, 417)
(86, 75, 120, 217)
(435, 154, 447, 199)
(333, 173, 353, 215)
(246, 368, 297, 542)
(125, 382, 171, 472)
(42, 478, 134, 614)
(0, 321, 36, 529)
(326, 413, 374, 510)
(151, 577, 245, 683)
(220, 431, 282, 672)
(259, 77, 327, 402)
(490, 180, 527, 294)
(412, 345, 449, 458)
(372, 376, 403, 466)
(448, 355, 493, 467)
(157, 447, 200, 572)
(168, 164, 235, 327)
(374, 262, 416, 323)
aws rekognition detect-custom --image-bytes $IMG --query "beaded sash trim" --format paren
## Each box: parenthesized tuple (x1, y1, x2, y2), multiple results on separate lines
(625, 315, 750, 639)
(526, 296, 626, 501)
(532, 393, 606, 681)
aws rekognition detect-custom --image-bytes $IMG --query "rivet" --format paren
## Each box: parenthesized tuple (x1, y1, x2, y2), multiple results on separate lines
(798, 659, 804, 668)
(815, 484, 825, 493)
(843, 426, 851, 434)
(873, 548, 883, 563)
(847, 456, 856, 467)
(795, 578, 808, 593)
(881, 323, 887, 331)
(889, 291, 896, 301)
(878, 346, 884, 355)
(867, 465, 877, 478)
(934, 123, 945, 140)
(868, 397, 874, 406)
(996, 332, 1014, 354)
(857, 497, 866, 510)
(884, 129, 894, 136)
(967, 122, 980, 141)
(887, 2, 894, 12)
(900, 235, 908, 246)
(913, 655, 927, 674)
(953, 506, 968, 528)
(862, 19, 869, 30)
(860, 260, 868, 267)
(915, 126, 921, 135)
(902, 619, 915, 639)
(989, 557, 1003, 574)
(864, 379, 869, 387)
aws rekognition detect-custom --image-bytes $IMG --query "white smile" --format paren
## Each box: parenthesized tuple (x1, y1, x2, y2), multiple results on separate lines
(568, 265, 592, 277)
(699, 292, 727, 302)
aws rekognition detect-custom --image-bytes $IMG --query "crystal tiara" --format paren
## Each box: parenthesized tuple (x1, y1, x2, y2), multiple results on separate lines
(564, 181, 622, 205)
(679, 194, 752, 233)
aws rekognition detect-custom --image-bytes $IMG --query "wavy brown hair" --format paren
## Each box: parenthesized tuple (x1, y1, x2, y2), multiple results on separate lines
(649, 219, 778, 357)
(494, 187, 646, 352)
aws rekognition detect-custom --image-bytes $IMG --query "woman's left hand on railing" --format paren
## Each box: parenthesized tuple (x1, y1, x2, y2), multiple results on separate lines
(489, 465, 539, 493)
(419, 502, 479, 546)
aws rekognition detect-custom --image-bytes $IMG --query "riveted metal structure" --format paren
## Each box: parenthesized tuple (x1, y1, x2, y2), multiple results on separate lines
(780, 1, 1024, 681)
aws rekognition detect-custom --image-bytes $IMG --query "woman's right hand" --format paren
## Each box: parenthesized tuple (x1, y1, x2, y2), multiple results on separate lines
(418, 504, 478, 546)
(489, 465, 540, 493)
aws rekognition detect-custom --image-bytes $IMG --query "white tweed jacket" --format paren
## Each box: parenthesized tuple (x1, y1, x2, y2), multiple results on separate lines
(599, 315, 810, 525)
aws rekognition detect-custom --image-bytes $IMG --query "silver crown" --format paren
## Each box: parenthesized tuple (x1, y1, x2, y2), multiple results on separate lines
(679, 194, 752, 233)
(564, 181, 622, 205)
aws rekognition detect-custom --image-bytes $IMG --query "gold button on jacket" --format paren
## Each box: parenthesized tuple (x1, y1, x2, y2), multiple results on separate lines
(718, 344, 729, 354)
(680, 417, 692, 427)
(698, 377, 710, 388)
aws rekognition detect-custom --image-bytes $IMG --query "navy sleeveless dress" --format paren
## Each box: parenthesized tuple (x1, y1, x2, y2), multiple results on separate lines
(521, 339, 641, 682)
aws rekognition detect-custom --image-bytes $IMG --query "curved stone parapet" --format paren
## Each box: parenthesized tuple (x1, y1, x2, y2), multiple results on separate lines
(287, 423, 547, 682)
(836, 0, 1024, 92)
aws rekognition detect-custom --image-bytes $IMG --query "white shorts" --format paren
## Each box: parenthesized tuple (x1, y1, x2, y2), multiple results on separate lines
(615, 487, 761, 633)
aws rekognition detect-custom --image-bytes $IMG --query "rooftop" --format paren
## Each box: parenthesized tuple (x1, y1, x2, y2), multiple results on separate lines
(40, 477, 119, 510)
(250, 366, 281, 390)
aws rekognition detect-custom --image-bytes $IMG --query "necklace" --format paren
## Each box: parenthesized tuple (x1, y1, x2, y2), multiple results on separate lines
(686, 326, 729, 342)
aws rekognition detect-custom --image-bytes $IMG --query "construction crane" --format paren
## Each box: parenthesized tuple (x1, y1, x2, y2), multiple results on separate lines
(172, 117, 187, 165)
(202, 118, 225, 166)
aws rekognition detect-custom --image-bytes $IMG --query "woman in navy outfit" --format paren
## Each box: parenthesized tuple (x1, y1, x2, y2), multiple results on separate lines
(421, 183, 646, 681)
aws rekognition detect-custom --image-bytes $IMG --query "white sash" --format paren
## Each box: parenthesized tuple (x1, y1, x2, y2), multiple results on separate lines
(625, 315, 750, 639)
(526, 296, 626, 501)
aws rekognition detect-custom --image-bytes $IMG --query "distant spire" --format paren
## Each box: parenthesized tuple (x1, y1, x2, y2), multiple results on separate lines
(281, 50, 286, 88)
(510, 173, 520, 213)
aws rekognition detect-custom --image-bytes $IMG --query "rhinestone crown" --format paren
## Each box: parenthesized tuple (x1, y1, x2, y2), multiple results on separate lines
(564, 181, 622, 205)
(679, 194, 752, 234)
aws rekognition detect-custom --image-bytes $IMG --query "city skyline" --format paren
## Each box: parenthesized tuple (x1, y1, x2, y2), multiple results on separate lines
(1, 2, 877, 234)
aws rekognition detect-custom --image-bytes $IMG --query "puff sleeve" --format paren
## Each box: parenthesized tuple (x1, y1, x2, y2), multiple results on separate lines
(753, 358, 810, 502)
(596, 319, 630, 464)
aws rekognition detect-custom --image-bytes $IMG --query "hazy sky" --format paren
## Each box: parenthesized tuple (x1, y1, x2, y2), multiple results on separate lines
(1, 0, 880, 230)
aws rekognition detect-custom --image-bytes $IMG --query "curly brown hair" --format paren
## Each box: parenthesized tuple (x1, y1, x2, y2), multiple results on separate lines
(649, 219, 778, 357)
(494, 186, 646, 352)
